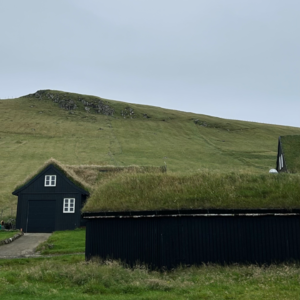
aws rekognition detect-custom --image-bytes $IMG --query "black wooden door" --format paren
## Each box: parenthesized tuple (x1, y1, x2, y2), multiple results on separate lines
(27, 200, 56, 233)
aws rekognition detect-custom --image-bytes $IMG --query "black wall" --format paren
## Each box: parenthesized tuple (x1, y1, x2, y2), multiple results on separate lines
(86, 215, 300, 268)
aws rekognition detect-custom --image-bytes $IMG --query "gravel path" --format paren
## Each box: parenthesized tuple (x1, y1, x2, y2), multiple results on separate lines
(0, 233, 51, 258)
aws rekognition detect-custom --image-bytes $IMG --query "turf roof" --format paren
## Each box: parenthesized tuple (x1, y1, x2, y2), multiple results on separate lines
(281, 135, 300, 173)
(13, 158, 92, 193)
(82, 171, 300, 212)
(13, 158, 167, 195)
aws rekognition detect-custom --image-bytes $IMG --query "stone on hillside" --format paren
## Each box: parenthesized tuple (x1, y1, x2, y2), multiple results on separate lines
(121, 107, 134, 118)
(25, 90, 115, 116)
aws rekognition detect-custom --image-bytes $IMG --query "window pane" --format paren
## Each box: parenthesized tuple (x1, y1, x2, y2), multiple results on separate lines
(45, 175, 56, 186)
(63, 198, 75, 213)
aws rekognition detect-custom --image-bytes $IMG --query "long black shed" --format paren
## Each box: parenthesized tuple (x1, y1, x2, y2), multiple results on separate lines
(13, 163, 89, 233)
(84, 209, 300, 268)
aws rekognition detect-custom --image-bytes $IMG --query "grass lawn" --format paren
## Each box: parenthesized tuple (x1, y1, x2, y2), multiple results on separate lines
(0, 230, 20, 241)
(36, 228, 85, 255)
(1, 230, 300, 299)
(0, 255, 300, 299)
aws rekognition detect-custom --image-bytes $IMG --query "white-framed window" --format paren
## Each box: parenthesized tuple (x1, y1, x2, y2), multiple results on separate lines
(45, 175, 56, 187)
(63, 198, 75, 213)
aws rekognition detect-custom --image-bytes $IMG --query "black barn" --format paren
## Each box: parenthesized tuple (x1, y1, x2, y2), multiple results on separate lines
(13, 163, 89, 233)
(276, 135, 300, 173)
(84, 209, 300, 269)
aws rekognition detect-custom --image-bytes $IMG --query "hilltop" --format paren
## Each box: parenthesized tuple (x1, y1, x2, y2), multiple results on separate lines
(1, 89, 300, 214)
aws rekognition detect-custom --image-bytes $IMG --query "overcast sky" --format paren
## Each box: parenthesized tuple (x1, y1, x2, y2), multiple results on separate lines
(0, 1, 299, 127)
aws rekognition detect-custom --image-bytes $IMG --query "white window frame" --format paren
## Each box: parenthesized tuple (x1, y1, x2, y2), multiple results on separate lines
(45, 175, 56, 187)
(63, 198, 75, 213)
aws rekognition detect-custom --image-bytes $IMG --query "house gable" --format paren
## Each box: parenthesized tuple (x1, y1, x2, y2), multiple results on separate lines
(12, 164, 89, 196)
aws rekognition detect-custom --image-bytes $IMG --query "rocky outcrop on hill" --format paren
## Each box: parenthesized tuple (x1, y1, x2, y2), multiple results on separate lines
(121, 107, 135, 118)
(25, 90, 115, 116)
(80, 98, 115, 115)
(194, 119, 208, 127)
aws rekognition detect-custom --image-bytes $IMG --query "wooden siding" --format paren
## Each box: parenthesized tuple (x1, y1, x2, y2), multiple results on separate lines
(86, 215, 300, 268)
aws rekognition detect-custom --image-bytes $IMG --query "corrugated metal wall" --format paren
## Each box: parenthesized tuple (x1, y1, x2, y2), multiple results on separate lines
(86, 215, 300, 268)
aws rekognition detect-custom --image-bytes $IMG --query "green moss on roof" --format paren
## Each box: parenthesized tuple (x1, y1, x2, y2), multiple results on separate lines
(82, 171, 300, 212)
(281, 135, 300, 173)
(13, 159, 166, 194)
(13, 158, 92, 193)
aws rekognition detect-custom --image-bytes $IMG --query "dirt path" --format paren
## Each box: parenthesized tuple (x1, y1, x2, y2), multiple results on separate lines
(0, 233, 51, 258)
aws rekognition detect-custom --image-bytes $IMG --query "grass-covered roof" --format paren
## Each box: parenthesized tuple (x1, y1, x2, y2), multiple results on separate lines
(82, 171, 300, 212)
(13, 158, 92, 193)
(13, 158, 166, 195)
(281, 135, 300, 173)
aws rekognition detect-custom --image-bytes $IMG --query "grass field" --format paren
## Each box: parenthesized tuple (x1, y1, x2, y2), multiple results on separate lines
(0, 230, 19, 241)
(0, 255, 300, 299)
(36, 228, 85, 255)
(1, 89, 300, 214)
(1, 228, 300, 299)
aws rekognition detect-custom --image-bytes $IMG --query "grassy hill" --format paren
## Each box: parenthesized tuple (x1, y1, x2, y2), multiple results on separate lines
(1, 89, 300, 214)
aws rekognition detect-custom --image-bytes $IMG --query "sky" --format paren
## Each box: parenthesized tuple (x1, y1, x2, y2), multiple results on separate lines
(0, 0, 299, 127)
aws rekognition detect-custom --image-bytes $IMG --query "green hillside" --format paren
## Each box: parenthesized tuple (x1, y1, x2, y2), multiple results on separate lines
(1, 89, 300, 214)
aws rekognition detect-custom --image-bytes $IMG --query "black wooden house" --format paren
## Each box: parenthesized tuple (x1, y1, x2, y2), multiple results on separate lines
(84, 209, 300, 268)
(13, 163, 89, 233)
